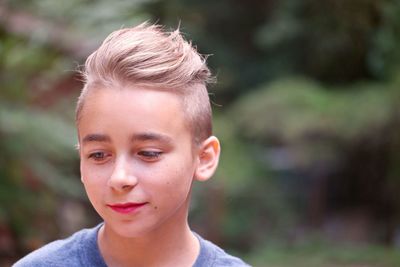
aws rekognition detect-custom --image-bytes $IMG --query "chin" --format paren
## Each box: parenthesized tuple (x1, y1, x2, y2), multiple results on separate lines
(105, 219, 158, 238)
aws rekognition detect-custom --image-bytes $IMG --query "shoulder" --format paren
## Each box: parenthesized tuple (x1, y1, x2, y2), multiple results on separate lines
(13, 225, 103, 267)
(194, 234, 252, 267)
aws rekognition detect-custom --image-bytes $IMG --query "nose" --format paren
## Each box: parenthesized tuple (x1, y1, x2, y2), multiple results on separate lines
(108, 155, 138, 192)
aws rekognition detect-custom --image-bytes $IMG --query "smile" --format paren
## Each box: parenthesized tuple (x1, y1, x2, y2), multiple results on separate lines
(107, 202, 147, 214)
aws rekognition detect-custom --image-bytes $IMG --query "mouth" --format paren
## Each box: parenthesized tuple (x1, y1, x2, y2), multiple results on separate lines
(107, 202, 147, 214)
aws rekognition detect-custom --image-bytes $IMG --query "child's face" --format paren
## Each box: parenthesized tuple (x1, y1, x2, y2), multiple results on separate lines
(78, 87, 200, 237)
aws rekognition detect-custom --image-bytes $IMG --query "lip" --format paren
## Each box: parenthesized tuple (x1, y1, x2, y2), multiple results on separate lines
(107, 202, 147, 214)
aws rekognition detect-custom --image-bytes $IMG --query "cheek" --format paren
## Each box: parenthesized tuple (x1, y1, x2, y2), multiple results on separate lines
(80, 163, 110, 195)
(141, 162, 191, 189)
(81, 158, 110, 179)
(161, 163, 195, 193)
(81, 171, 107, 212)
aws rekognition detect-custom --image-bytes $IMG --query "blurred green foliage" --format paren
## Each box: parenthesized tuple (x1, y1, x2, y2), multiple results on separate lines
(250, 240, 400, 267)
(232, 78, 395, 143)
(2, 0, 400, 266)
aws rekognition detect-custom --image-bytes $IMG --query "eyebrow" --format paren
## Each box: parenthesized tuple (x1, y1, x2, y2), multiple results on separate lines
(81, 132, 173, 145)
(130, 132, 173, 144)
(82, 134, 111, 144)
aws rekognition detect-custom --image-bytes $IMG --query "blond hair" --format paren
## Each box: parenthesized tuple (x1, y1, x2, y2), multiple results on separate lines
(76, 22, 214, 144)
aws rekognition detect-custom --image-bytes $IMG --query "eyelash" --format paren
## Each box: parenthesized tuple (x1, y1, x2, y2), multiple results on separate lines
(138, 151, 163, 161)
(88, 151, 108, 161)
(87, 150, 163, 163)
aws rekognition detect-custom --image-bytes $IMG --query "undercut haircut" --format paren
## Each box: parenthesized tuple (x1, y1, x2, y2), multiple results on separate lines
(76, 22, 214, 144)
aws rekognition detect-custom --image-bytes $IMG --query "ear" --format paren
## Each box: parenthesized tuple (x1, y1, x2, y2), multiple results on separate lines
(195, 136, 220, 182)
(75, 143, 84, 183)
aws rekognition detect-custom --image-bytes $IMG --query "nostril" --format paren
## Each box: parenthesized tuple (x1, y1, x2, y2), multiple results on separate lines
(122, 184, 133, 189)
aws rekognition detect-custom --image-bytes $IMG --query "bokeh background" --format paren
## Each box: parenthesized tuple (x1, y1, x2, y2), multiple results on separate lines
(1, 0, 400, 266)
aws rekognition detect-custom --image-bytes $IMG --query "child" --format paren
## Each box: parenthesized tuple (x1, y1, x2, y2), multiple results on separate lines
(14, 23, 250, 266)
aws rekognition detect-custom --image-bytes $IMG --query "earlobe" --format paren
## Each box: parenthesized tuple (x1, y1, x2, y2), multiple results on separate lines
(195, 136, 221, 182)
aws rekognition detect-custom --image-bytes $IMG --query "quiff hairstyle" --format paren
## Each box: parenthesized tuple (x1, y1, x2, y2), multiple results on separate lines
(76, 22, 214, 144)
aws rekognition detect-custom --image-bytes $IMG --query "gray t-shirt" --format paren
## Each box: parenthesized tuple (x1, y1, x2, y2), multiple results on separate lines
(13, 224, 250, 267)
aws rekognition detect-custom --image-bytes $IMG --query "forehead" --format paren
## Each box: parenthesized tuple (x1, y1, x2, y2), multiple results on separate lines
(77, 87, 191, 143)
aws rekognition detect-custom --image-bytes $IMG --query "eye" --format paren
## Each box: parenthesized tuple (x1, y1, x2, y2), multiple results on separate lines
(88, 151, 110, 163)
(137, 150, 163, 161)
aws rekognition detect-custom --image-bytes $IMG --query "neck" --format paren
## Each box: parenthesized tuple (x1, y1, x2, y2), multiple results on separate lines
(98, 201, 199, 267)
